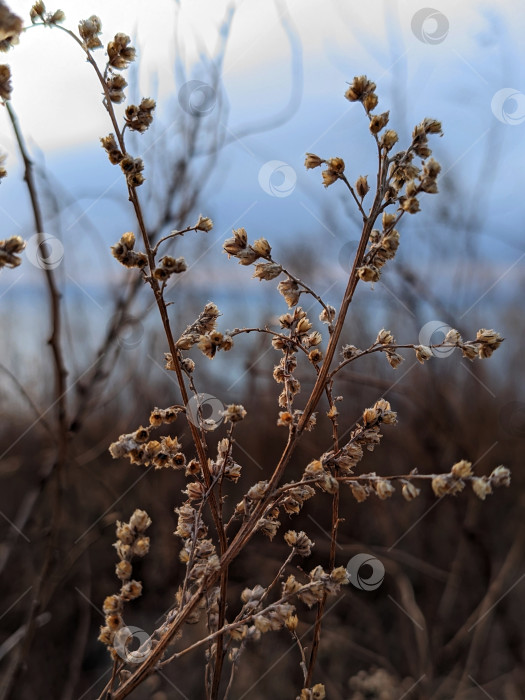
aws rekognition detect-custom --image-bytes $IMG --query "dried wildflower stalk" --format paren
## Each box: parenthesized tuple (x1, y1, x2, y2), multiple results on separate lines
(25, 8, 510, 699)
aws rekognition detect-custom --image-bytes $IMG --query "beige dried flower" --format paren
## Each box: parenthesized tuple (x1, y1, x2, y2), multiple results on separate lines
(100, 133, 123, 164)
(304, 152, 323, 169)
(451, 459, 473, 479)
(106, 74, 127, 103)
(476, 328, 504, 358)
(402, 482, 420, 501)
(375, 479, 395, 499)
(376, 329, 393, 345)
(355, 174, 370, 198)
(284, 530, 314, 557)
(78, 15, 102, 50)
(472, 476, 493, 500)
(345, 75, 376, 104)
(278, 278, 301, 307)
(221, 404, 247, 423)
(107, 32, 136, 69)
(358, 264, 380, 283)
(0, 235, 25, 268)
(414, 344, 433, 363)
(0, 1, 22, 51)
(369, 111, 390, 134)
(381, 129, 399, 150)
(319, 305, 336, 324)
(195, 215, 213, 232)
(490, 465, 511, 488)
(0, 63, 11, 99)
(252, 237, 271, 257)
(253, 262, 282, 281)
(124, 98, 156, 133)
(299, 684, 326, 700)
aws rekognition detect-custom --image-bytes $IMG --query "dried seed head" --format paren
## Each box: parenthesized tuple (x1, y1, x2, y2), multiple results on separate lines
(357, 264, 380, 283)
(381, 130, 399, 151)
(355, 175, 370, 198)
(120, 580, 142, 601)
(129, 509, 152, 533)
(350, 482, 368, 502)
(78, 15, 102, 50)
(451, 459, 473, 479)
(278, 279, 301, 307)
(345, 75, 376, 102)
(319, 305, 336, 324)
(124, 98, 156, 133)
(369, 111, 389, 134)
(0, 63, 12, 100)
(252, 238, 271, 257)
(472, 476, 493, 500)
(375, 479, 395, 499)
(284, 530, 314, 557)
(414, 345, 433, 363)
(304, 152, 323, 169)
(402, 482, 420, 501)
(253, 262, 282, 281)
(107, 33, 136, 69)
(0, 235, 25, 268)
(115, 560, 132, 581)
(308, 348, 323, 364)
(221, 404, 247, 423)
(196, 215, 213, 232)
(0, 3, 22, 51)
(490, 465, 511, 488)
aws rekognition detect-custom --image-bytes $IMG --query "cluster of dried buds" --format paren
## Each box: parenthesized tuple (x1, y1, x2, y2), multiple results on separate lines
(338, 326, 504, 372)
(0, 64, 11, 100)
(98, 509, 151, 659)
(305, 76, 443, 284)
(109, 405, 189, 470)
(110, 231, 147, 270)
(431, 460, 511, 500)
(0, 235, 25, 268)
(124, 97, 156, 133)
(29, 2, 63, 26)
(174, 302, 234, 360)
(0, 0, 23, 51)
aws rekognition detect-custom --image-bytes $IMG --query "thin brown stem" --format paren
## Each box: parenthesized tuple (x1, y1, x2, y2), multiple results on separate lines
(0, 100, 69, 700)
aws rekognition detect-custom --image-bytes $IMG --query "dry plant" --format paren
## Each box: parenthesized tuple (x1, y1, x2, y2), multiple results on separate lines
(0, 4, 513, 699)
